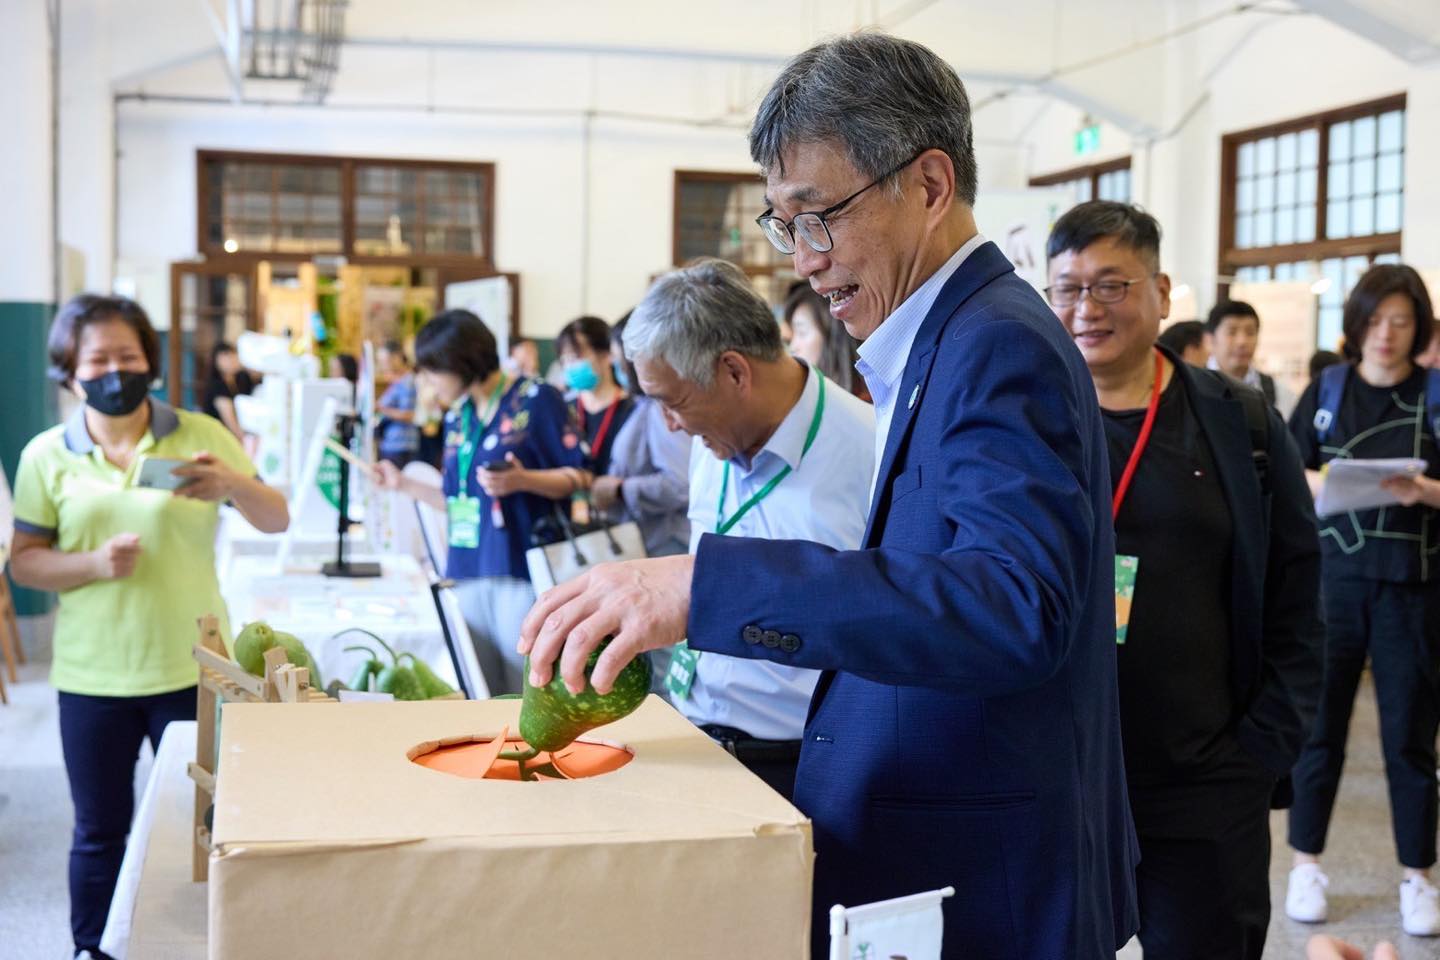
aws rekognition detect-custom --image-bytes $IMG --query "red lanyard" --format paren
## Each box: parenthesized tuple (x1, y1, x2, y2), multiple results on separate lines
(577, 399, 621, 458)
(1111, 349, 1165, 522)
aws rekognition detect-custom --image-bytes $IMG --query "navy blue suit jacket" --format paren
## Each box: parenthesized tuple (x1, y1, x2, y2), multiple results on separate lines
(688, 241, 1140, 959)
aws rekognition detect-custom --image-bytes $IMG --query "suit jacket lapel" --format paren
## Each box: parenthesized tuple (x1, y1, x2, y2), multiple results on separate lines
(861, 241, 1016, 546)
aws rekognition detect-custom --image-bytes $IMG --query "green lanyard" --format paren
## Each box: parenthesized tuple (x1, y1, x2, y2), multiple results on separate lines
(714, 369, 826, 535)
(455, 374, 509, 498)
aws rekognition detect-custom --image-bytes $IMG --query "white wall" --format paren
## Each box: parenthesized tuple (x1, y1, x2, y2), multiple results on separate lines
(1, 1, 54, 301)
(1018, 6, 1440, 314)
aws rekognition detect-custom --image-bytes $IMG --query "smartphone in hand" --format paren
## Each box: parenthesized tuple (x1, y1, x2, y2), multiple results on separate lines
(135, 457, 193, 492)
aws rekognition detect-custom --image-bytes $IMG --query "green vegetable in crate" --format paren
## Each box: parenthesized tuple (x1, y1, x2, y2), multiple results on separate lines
(518, 638, 650, 753)
(344, 645, 383, 693)
(233, 621, 322, 687)
(400, 653, 456, 699)
(331, 628, 425, 701)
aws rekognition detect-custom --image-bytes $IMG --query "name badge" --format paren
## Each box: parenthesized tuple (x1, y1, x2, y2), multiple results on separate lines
(447, 495, 481, 549)
(665, 640, 700, 701)
(1114, 554, 1139, 645)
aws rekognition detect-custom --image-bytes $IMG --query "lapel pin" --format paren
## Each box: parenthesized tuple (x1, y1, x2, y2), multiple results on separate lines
(907, 384, 920, 410)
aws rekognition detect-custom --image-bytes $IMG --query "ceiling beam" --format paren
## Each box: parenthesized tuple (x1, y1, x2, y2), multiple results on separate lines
(1292, 0, 1440, 63)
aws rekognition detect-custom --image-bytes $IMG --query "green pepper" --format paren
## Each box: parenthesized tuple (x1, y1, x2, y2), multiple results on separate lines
(400, 653, 457, 698)
(343, 645, 383, 693)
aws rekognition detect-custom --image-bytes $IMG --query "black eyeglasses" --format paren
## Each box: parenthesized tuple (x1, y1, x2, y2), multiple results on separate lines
(755, 151, 927, 255)
(1044, 277, 1153, 308)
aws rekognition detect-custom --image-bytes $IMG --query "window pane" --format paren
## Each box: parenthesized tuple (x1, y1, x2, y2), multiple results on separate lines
(1352, 156, 1375, 197)
(1255, 210, 1275, 246)
(1296, 204, 1317, 242)
(1374, 251, 1401, 265)
(1276, 205, 1296, 244)
(1299, 167, 1318, 204)
(1076, 178, 1093, 203)
(1238, 142, 1256, 178)
(1318, 306, 1343, 352)
(1328, 161, 1350, 199)
(1329, 121, 1351, 161)
(1236, 213, 1254, 248)
(1237, 177, 1254, 213)
(1299, 129, 1320, 168)
(1352, 115, 1376, 156)
(1277, 170, 1297, 206)
(1278, 132, 1298, 170)
(1379, 110, 1405, 153)
(1257, 138, 1277, 175)
(1321, 258, 1345, 307)
(1327, 199, 1350, 238)
(1351, 196, 1374, 236)
(1377, 152, 1403, 193)
(1256, 176, 1275, 210)
(1377, 192, 1402, 233)
(1345, 256, 1368, 295)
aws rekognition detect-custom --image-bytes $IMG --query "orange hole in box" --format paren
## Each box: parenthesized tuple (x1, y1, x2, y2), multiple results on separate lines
(412, 736, 634, 781)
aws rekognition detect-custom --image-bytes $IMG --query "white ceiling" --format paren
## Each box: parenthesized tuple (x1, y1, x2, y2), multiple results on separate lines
(95, 0, 1436, 141)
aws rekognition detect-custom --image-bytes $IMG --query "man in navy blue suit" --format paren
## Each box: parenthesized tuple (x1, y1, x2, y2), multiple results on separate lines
(521, 33, 1139, 959)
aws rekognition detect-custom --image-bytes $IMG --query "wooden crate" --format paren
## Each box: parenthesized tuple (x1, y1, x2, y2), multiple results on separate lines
(187, 615, 334, 882)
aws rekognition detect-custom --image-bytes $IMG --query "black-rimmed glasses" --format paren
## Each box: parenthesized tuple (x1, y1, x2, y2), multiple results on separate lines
(755, 151, 926, 255)
(1044, 277, 1152, 308)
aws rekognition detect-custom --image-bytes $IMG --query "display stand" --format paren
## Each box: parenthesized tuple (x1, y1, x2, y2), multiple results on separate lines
(322, 412, 381, 579)
(187, 614, 334, 882)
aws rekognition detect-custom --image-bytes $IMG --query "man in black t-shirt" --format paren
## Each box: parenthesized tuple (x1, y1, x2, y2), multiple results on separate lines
(1047, 201, 1324, 959)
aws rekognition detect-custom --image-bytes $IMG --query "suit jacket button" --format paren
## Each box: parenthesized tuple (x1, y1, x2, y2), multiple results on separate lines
(743, 625, 762, 645)
(780, 634, 801, 653)
(762, 630, 782, 648)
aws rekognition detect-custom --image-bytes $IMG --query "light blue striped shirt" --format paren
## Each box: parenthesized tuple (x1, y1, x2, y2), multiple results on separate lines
(680, 361, 876, 740)
(856, 233, 987, 494)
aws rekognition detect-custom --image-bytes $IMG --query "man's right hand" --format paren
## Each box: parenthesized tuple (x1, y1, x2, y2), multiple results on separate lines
(92, 533, 142, 581)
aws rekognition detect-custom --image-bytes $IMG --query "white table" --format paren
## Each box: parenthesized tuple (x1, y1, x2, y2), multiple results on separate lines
(220, 552, 464, 694)
(101, 721, 206, 960)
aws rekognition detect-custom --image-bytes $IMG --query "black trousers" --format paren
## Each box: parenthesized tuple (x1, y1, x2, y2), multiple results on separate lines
(58, 687, 195, 957)
(1288, 576, 1440, 868)
(1130, 746, 1276, 960)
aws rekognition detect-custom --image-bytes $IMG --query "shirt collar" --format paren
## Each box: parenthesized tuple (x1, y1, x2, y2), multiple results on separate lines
(1205, 356, 1261, 388)
(855, 232, 987, 395)
(64, 398, 179, 454)
(730, 359, 820, 477)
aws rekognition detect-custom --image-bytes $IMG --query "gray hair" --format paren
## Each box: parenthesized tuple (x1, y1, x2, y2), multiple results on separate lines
(623, 258, 785, 387)
(749, 32, 978, 205)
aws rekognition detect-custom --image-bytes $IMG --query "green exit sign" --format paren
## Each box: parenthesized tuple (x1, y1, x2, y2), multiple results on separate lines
(1074, 124, 1101, 157)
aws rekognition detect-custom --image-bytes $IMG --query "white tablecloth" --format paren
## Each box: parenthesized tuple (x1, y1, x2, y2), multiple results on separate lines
(101, 721, 205, 960)
(220, 552, 463, 693)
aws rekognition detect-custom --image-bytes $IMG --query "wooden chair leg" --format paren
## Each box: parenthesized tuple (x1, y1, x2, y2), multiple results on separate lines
(0, 576, 22, 666)
(0, 646, 8, 705)
(0, 593, 16, 686)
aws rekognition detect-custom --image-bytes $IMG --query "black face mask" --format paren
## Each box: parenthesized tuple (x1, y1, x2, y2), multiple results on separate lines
(78, 370, 152, 417)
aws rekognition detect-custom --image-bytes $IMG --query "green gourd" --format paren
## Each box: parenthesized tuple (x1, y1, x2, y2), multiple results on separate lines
(375, 662, 427, 701)
(344, 645, 383, 692)
(233, 621, 322, 687)
(233, 621, 276, 676)
(400, 653, 456, 698)
(518, 639, 650, 753)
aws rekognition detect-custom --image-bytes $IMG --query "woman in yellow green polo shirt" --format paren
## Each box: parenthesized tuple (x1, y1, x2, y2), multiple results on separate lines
(9, 294, 288, 960)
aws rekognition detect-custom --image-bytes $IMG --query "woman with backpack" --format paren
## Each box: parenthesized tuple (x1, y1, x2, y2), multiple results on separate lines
(1285, 264, 1440, 936)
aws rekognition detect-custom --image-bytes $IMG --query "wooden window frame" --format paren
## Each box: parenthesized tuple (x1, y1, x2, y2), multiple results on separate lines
(1217, 93, 1405, 287)
(1028, 156, 1132, 198)
(197, 149, 497, 270)
(672, 169, 791, 276)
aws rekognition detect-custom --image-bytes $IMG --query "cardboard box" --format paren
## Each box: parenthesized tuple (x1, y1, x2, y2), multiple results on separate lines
(209, 695, 813, 959)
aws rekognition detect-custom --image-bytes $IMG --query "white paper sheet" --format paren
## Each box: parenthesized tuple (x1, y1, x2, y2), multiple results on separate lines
(1315, 457, 1428, 517)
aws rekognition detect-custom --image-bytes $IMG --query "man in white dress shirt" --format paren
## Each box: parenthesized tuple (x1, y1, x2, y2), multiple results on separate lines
(1206, 298, 1298, 419)
(620, 257, 875, 799)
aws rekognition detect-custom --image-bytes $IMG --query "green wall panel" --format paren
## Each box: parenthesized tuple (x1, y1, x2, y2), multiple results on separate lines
(1, 300, 57, 615)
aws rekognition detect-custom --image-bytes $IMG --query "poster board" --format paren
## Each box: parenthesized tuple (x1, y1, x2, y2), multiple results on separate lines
(445, 276, 512, 358)
(972, 187, 1072, 293)
(0, 462, 13, 571)
(1230, 280, 1315, 399)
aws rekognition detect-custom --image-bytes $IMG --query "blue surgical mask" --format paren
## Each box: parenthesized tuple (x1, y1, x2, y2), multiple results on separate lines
(613, 362, 631, 392)
(564, 359, 600, 392)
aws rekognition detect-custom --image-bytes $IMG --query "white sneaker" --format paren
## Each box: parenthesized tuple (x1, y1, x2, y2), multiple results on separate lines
(1286, 862, 1329, 923)
(1402, 875, 1440, 936)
